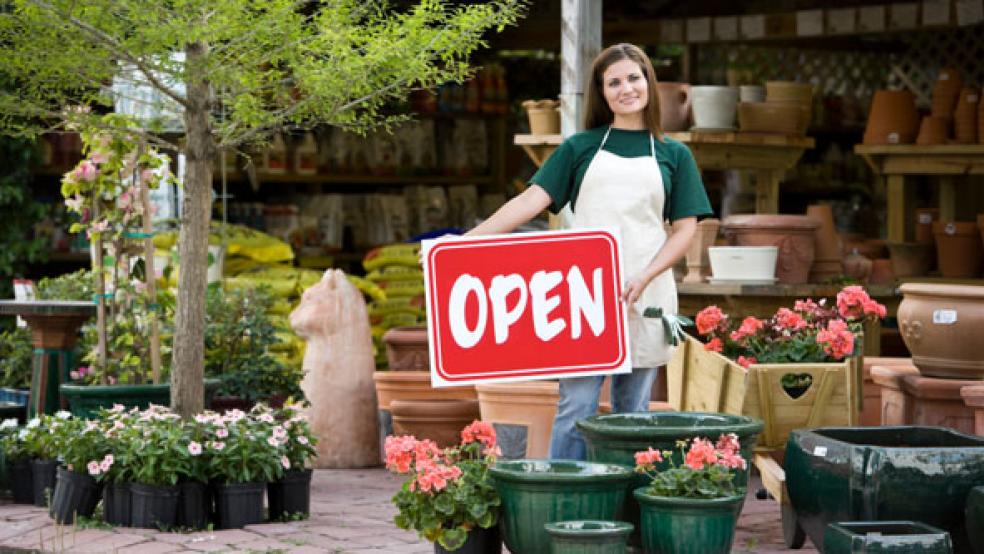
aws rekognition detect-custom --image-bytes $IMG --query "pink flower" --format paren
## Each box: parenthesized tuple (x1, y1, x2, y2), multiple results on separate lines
(297, 436, 309, 445)
(730, 316, 764, 342)
(634, 447, 663, 467)
(70, 370, 80, 380)
(816, 319, 855, 360)
(100, 457, 113, 473)
(460, 420, 496, 449)
(211, 441, 225, 451)
(272, 426, 287, 440)
(281, 455, 291, 470)
(775, 308, 807, 331)
(90, 151, 108, 165)
(717, 450, 747, 470)
(188, 441, 202, 456)
(684, 438, 717, 470)
(794, 298, 819, 313)
(216, 427, 229, 439)
(736, 356, 757, 368)
(258, 413, 275, 424)
(64, 194, 84, 212)
(75, 161, 97, 182)
(696, 306, 725, 335)
(267, 436, 280, 447)
(703, 337, 723, 353)
(715, 433, 740, 455)
(837, 286, 885, 320)
(87, 461, 101, 476)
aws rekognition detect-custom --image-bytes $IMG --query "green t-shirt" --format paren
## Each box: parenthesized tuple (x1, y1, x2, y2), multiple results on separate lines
(531, 126, 713, 222)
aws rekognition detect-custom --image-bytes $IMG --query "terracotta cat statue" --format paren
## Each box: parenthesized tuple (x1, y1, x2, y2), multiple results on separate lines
(290, 268, 379, 468)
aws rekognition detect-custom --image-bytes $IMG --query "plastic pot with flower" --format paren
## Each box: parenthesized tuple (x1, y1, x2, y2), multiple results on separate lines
(266, 401, 319, 521)
(633, 434, 749, 554)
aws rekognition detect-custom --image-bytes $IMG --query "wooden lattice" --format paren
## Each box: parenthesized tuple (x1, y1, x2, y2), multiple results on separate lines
(887, 25, 984, 105)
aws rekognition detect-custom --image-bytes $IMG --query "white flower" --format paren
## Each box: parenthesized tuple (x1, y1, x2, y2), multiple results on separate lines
(281, 455, 290, 470)
(0, 418, 17, 430)
(109, 404, 126, 413)
(87, 461, 101, 476)
(258, 414, 275, 424)
(17, 429, 28, 439)
(272, 426, 287, 440)
(211, 441, 225, 451)
(26, 418, 40, 429)
(267, 436, 280, 447)
(297, 436, 309, 445)
(188, 441, 202, 456)
(215, 427, 228, 439)
(55, 410, 71, 420)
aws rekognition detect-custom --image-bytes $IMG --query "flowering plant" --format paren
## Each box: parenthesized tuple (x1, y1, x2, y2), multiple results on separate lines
(199, 405, 289, 484)
(19, 412, 71, 460)
(124, 405, 191, 486)
(276, 402, 319, 471)
(695, 285, 886, 368)
(49, 415, 115, 479)
(634, 434, 747, 499)
(0, 418, 26, 460)
(386, 421, 501, 551)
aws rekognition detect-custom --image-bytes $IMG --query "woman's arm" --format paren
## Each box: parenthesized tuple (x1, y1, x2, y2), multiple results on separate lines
(622, 216, 697, 304)
(465, 184, 553, 236)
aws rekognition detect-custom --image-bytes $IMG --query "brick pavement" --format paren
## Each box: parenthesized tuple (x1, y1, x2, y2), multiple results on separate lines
(0, 469, 817, 553)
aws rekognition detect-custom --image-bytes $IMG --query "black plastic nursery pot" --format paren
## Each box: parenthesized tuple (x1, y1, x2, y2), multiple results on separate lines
(267, 469, 312, 521)
(31, 458, 58, 507)
(130, 483, 179, 529)
(103, 482, 131, 526)
(213, 481, 264, 529)
(50, 466, 103, 524)
(7, 458, 34, 504)
(434, 524, 502, 554)
(176, 481, 209, 530)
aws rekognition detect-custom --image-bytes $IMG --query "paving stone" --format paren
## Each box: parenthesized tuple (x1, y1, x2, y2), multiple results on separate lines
(243, 522, 302, 536)
(116, 541, 186, 554)
(205, 528, 265, 544)
(235, 537, 301, 551)
(69, 532, 153, 552)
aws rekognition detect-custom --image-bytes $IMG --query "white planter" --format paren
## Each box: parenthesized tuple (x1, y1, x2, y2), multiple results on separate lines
(691, 86, 739, 130)
(707, 246, 778, 282)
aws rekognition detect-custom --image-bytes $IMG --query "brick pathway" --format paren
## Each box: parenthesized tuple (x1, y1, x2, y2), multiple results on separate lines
(0, 469, 817, 553)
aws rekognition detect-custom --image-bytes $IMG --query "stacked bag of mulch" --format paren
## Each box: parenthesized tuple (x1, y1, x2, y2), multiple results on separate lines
(362, 243, 425, 368)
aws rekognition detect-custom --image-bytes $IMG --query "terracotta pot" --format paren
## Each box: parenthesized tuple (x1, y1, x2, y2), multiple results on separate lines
(901, 375, 978, 434)
(930, 68, 962, 118)
(915, 208, 939, 244)
(864, 90, 918, 145)
(655, 82, 691, 132)
(765, 81, 813, 104)
(522, 99, 560, 135)
(683, 218, 720, 283)
(953, 87, 979, 144)
(868, 258, 894, 286)
(737, 102, 801, 134)
(916, 116, 949, 145)
(372, 371, 477, 412)
(476, 381, 559, 459)
(691, 86, 739, 130)
(805, 204, 842, 281)
(390, 399, 481, 448)
(721, 214, 819, 284)
(870, 364, 921, 426)
(382, 326, 429, 371)
(897, 282, 984, 379)
(887, 242, 934, 278)
(843, 249, 873, 283)
(932, 221, 984, 278)
(960, 385, 984, 435)
(862, 358, 914, 426)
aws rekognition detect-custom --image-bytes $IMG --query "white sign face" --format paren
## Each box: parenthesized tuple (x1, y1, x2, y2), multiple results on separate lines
(933, 309, 958, 325)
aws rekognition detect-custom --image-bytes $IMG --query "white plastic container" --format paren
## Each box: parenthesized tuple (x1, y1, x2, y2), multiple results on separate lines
(691, 86, 739, 130)
(707, 246, 778, 282)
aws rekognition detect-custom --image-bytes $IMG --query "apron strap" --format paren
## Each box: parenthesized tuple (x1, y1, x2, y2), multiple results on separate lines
(598, 126, 613, 151)
(600, 126, 659, 162)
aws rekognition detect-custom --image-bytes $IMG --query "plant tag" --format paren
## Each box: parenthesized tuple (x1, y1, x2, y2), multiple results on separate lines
(888, 132, 900, 144)
(918, 213, 934, 224)
(813, 446, 827, 457)
(940, 71, 950, 81)
(945, 222, 957, 235)
(933, 309, 957, 324)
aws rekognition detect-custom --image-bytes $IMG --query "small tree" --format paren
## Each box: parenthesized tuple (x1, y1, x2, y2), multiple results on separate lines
(0, 0, 525, 416)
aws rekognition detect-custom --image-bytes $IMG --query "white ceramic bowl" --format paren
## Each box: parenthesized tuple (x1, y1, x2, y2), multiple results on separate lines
(708, 246, 778, 281)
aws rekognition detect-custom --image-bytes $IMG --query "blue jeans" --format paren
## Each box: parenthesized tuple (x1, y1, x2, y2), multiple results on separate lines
(548, 367, 658, 460)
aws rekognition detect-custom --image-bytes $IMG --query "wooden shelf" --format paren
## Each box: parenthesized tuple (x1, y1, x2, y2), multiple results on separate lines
(46, 252, 89, 263)
(220, 172, 494, 186)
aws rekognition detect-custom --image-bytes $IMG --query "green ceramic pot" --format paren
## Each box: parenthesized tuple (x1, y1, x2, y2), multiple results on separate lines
(60, 378, 222, 418)
(965, 486, 984, 554)
(576, 411, 762, 545)
(544, 520, 633, 554)
(823, 521, 953, 554)
(489, 460, 634, 554)
(633, 487, 743, 554)
(785, 426, 984, 552)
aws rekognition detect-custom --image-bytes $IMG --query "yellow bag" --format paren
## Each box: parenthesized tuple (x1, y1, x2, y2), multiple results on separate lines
(363, 243, 421, 272)
(366, 266, 424, 283)
(347, 275, 387, 303)
(211, 222, 294, 263)
(377, 280, 425, 298)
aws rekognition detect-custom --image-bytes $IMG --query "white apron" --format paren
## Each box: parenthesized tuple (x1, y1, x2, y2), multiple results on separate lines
(570, 127, 678, 367)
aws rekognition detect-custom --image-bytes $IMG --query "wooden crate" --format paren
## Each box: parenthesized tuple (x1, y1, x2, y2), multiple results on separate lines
(667, 334, 860, 451)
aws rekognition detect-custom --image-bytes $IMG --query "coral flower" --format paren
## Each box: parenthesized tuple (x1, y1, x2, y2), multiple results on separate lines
(695, 305, 725, 335)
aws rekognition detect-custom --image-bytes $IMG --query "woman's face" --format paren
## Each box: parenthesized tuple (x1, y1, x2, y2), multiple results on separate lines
(601, 59, 648, 117)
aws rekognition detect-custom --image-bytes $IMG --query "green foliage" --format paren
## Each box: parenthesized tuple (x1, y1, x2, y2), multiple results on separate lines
(204, 286, 301, 401)
(35, 268, 94, 301)
(0, 128, 47, 302)
(635, 436, 745, 500)
(278, 402, 318, 470)
(50, 416, 113, 477)
(0, 417, 25, 460)
(0, 326, 32, 389)
(202, 405, 288, 484)
(18, 412, 71, 460)
(122, 406, 191, 486)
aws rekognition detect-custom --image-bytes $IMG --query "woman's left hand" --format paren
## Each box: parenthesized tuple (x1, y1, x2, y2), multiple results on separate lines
(621, 275, 650, 306)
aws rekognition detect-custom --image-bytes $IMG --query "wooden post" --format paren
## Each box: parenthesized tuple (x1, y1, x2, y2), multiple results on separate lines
(938, 176, 957, 222)
(93, 200, 107, 382)
(755, 170, 781, 214)
(139, 152, 162, 385)
(886, 174, 906, 243)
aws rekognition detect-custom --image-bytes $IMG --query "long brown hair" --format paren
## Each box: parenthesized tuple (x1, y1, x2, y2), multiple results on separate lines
(583, 43, 662, 137)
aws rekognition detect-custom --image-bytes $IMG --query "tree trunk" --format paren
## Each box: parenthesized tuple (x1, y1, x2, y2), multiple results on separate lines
(172, 40, 214, 418)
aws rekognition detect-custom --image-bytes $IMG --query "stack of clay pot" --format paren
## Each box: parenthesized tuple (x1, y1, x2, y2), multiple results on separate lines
(930, 68, 962, 128)
(522, 99, 560, 135)
(656, 83, 692, 132)
(889, 208, 938, 278)
(690, 86, 739, 130)
(721, 214, 819, 284)
(953, 87, 980, 144)
(763, 81, 813, 134)
(805, 204, 842, 282)
(933, 221, 984, 278)
(865, 89, 919, 144)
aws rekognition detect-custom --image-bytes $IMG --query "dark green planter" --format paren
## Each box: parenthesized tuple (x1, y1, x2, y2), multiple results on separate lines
(50, 466, 102, 524)
(633, 487, 743, 554)
(31, 458, 58, 507)
(489, 460, 634, 554)
(544, 520, 633, 554)
(60, 378, 221, 419)
(103, 482, 131, 526)
(576, 411, 762, 546)
(433, 524, 501, 554)
(130, 483, 179, 529)
(267, 468, 312, 521)
(967, 486, 984, 554)
(823, 521, 953, 554)
(176, 481, 209, 530)
(7, 458, 34, 504)
(785, 426, 984, 552)
(213, 481, 264, 529)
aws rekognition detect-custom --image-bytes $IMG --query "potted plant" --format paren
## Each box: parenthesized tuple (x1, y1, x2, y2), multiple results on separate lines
(123, 405, 188, 529)
(21, 413, 68, 507)
(205, 407, 286, 529)
(386, 420, 502, 553)
(267, 402, 318, 521)
(48, 415, 108, 523)
(0, 417, 33, 503)
(176, 413, 213, 529)
(97, 405, 139, 526)
(633, 434, 748, 554)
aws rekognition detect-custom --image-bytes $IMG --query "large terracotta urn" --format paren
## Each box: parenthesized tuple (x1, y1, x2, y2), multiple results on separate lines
(390, 399, 481, 448)
(655, 82, 691, 132)
(897, 283, 984, 379)
(382, 326, 429, 370)
(721, 214, 819, 284)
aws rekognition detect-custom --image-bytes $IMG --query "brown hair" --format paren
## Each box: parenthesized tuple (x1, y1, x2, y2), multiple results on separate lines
(583, 43, 662, 138)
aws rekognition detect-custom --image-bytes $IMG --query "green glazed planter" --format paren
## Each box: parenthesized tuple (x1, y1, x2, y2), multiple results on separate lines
(633, 487, 743, 554)
(785, 426, 984, 552)
(544, 520, 633, 554)
(965, 486, 984, 554)
(489, 460, 634, 554)
(824, 521, 953, 553)
(60, 378, 222, 418)
(576, 411, 762, 546)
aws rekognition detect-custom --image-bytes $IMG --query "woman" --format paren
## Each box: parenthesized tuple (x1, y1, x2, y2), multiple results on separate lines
(466, 43, 712, 460)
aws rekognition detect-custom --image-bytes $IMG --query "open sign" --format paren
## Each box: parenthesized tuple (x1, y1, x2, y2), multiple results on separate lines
(422, 229, 631, 387)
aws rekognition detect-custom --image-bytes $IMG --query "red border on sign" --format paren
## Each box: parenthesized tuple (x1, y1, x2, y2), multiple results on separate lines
(425, 230, 627, 382)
